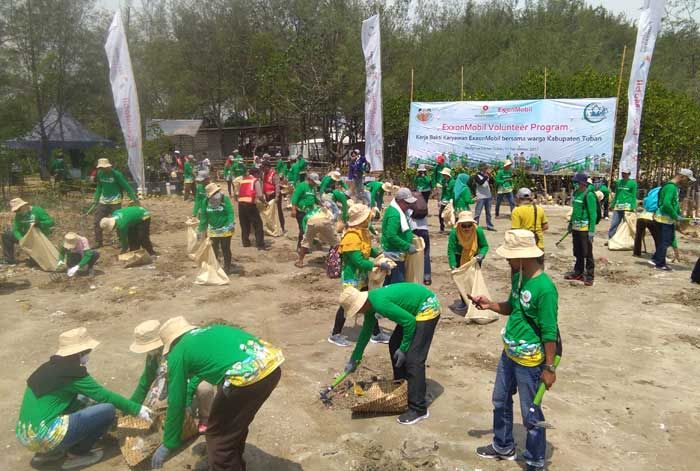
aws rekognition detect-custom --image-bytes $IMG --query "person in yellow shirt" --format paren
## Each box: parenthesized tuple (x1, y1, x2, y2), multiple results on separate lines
(511, 188, 548, 265)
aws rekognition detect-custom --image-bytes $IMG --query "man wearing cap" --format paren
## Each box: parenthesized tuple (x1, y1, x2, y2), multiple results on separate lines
(238, 167, 266, 250)
(2, 198, 54, 265)
(58, 232, 100, 277)
(365, 180, 393, 211)
(16, 327, 149, 469)
(512, 188, 548, 262)
(471, 230, 559, 471)
(183, 155, 196, 201)
(289, 154, 308, 185)
(151, 317, 284, 470)
(565, 172, 597, 286)
(448, 211, 489, 311)
(381, 188, 418, 283)
(414, 164, 433, 204)
(199, 183, 235, 274)
(495, 159, 515, 217)
(295, 190, 340, 268)
(474, 164, 496, 231)
(100, 206, 156, 256)
(341, 282, 441, 425)
(608, 168, 638, 239)
(291, 172, 320, 250)
(650, 168, 696, 270)
(438, 167, 454, 232)
(92, 158, 139, 248)
(192, 170, 211, 219)
(231, 151, 247, 178)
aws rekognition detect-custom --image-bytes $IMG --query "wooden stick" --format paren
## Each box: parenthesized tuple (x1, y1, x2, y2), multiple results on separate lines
(460, 65, 464, 101)
(544, 67, 547, 99)
(410, 68, 414, 103)
(610, 44, 628, 184)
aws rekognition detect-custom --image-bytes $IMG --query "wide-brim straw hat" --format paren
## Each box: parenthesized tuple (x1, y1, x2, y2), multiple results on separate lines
(329, 171, 341, 182)
(56, 327, 100, 357)
(96, 158, 112, 169)
(456, 211, 476, 225)
(130, 320, 163, 353)
(100, 217, 116, 232)
(496, 229, 544, 259)
(10, 198, 29, 212)
(347, 204, 372, 227)
(159, 316, 196, 355)
(339, 286, 369, 318)
(63, 232, 79, 250)
(440, 167, 452, 177)
(381, 182, 393, 192)
(205, 183, 221, 198)
(504, 159, 513, 167)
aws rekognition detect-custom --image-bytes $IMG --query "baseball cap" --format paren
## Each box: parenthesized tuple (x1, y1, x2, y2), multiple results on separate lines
(516, 187, 532, 199)
(395, 187, 417, 203)
(679, 168, 696, 182)
(573, 172, 588, 184)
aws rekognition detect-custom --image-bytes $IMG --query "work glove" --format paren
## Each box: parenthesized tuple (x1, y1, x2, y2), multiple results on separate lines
(56, 260, 66, 271)
(138, 405, 153, 422)
(379, 262, 391, 271)
(475, 254, 484, 265)
(393, 350, 407, 368)
(66, 266, 80, 277)
(407, 245, 418, 255)
(151, 444, 170, 469)
(588, 233, 595, 243)
(344, 358, 359, 374)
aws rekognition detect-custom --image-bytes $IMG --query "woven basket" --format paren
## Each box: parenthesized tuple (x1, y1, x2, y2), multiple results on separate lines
(350, 380, 408, 414)
(117, 413, 199, 467)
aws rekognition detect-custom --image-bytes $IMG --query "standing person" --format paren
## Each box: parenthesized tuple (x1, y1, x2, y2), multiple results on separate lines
(238, 167, 266, 250)
(92, 158, 139, 248)
(381, 188, 418, 284)
(198, 183, 235, 274)
(192, 171, 210, 219)
(472, 229, 559, 471)
(320, 171, 342, 194)
(650, 169, 696, 270)
(58, 232, 100, 277)
(151, 317, 284, 471)
(223, 155, 234, 197)
(413, 165, 433, 204)
(432, 154, 448, 190)
(348, 149, 370, 202)
(473, 164, 496, 231)
(16, 327, 149, 469)
(598, 179, 610, 220)
(340, 283, 441, 425)
(608, 169, 638, 239)
(365, 180, 393, 211)
(100, 206, 156, 255)
(564, 173, 597, 286)
(50, 151, 67, 183)
(410, 191, 432, 285)
(438, 168, 454, 233)
(2, 198, 54, 265)
(273, 154, 287, 232)
(511, 188, 548, 264)
(232, 152, 247, 179)
(494, 159, 515, 217)
(291, 173, 320, 250)
(328, 204, 390, 347)
(183, 155, 195, 201)
(453, 173, 474, 212)
(289, 154, 308, 184)
(447, 211, 489, 312)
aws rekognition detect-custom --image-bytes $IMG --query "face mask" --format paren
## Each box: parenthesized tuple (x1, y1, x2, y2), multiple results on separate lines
(209, 193, 223, 208)
(79, 353, 90, 366)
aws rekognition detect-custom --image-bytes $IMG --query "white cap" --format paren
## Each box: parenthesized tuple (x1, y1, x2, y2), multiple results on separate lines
(679, 168, 696, 182)
(395, 187, 417, 203)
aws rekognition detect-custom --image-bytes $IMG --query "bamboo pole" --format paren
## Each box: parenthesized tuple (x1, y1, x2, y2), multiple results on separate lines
(543, 67, 547, 99)
(410, 68, 414, 103)
(609, 44, 628, 185)
(460, 65, 464, 101)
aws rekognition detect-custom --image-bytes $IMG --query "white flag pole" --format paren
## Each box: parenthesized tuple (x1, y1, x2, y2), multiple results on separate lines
(361, 14, 384, 172)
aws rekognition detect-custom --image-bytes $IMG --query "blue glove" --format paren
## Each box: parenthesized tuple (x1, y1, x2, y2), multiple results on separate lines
(344, 359, 359, 374)
(407, 245, 418, 255)
(588, 233, 595, 243)
(393, 350, 406, 368)
(379, 262, 391, 271)
(151, 444, 170, 469)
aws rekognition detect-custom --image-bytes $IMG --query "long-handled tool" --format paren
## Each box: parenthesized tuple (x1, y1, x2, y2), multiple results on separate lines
(555, 230, 571, 247)
(320, 370, 353, 406)
(84, 202, 97, 216)
(525, 355, 561, 429)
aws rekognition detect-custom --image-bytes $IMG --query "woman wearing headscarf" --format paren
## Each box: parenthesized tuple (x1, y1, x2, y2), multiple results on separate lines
(453, 173, 474, 213)
(198, 183, 235, 274)
(447, 211, 489, 312)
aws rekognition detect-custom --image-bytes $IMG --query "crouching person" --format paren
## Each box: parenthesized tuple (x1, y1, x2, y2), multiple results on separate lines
(58, 232, 100, 277)
(3, 198, 54, 265)
(100, 206, 156, 255)
(16, 327, 149, 469)
(151, 317, 284, 470)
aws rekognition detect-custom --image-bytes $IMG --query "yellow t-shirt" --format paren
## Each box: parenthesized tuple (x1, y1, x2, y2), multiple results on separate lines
(511, 204, 548, 250)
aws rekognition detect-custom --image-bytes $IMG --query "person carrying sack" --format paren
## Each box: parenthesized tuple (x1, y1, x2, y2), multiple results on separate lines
(92, 158, 139, 248)
(3, 198, 54, 265)
(291, 172, 320, 250)
(413, 164, 433, 204)
(100, 206, 156, 256)
(608, 168, 638, 239)
(58, 232, 100, 277)
(438, 168, 454, 232)
(453, 173, 475, 212)
(198, 183, 235, 274)
(238, 167, 266, 250)
(340, 283, 441, 425)
(16, 327, 150, 470)
(448, 211, 489, 312)
(150, 317, 284, 470)
(381, 188, 418, 284)
(511, 188, 548, 265)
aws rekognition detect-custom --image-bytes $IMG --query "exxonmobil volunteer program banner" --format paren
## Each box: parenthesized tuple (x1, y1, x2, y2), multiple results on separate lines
(407, 98, 617, 174)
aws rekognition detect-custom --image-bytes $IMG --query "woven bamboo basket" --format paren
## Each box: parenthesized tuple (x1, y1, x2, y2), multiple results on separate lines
(350, 380, 408, 414)
(117, 413, 199, 467)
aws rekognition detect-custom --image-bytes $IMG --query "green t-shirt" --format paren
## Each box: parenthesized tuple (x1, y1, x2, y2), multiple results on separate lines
(440, 178, 455, 202)
(193, 183, 207, 217)
(94, 169, 137, 204)
(495, 169, 513, 193)
(198, 195, 235, 235)
(611, 178, 638, 211)
(331, 189, 349, 222)
(654, 181, 680, 224)
(453, 186, 474, 212)
(12, 206, 54, 240)
(380, 205, 414, 254)
(502, 271, 558, 367)
(447, 226, 489, 268)
(319, 175, 336, 194)
(570, 189, 597, 233)
(291, 182, 318, 212)
(365, 181, 385, 208)
(183, 162, 194, 181)
(113, 206, 151, 248)
(414, 175, 432, 192)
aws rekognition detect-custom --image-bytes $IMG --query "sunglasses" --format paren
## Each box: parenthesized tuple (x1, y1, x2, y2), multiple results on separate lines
(459, 223, 473, 229)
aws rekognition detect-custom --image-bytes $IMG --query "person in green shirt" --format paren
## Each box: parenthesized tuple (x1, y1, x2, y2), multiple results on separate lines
(340, 282, 441, 425)
(50, 152, 66, 183)
(494, 159, 515, 217)
(231, 152, 247, 178)
(183, 155, 195, 201)
(381, 188, 418, 284)
(471, 229, 558, 471)
(192, 171, 210, 219)
(365, 180, 392, 211)
(651, 168, 696, 270)
(150, 317, 284, 470)
(291, 173, 320, 250)
(198, 183, 235, 274)
(16, 327, 148, 469)
(319, 170, 342, 194)
(438, 167, 454, 232)
(564, 172, 597, 286)
(57, 232, 100, 277)
(432, 154, 448, 188)
(447, 211, 489, 311)
(92, 158, 139, 248)
(413, 164, 433, 204)
(223, 155, 235, 197)
(100, 205, 155, 255)
(598, 178, 610, 220)
(288, 154, 307, 185)
(2, 197, 54, 265)
(453, 173, 474, 212)
(330, 189, 350, 224)
(608, 169, 638, 238)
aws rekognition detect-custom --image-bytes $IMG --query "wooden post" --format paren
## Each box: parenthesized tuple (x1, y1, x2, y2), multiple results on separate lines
(460, 65, 464, 101)
(410, 68, 414, 103)
(609, 44, 628, 185)
(543, 67, 547, 99)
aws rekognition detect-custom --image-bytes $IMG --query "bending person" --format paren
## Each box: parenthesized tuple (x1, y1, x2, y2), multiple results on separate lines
(447, 211, 489, 312)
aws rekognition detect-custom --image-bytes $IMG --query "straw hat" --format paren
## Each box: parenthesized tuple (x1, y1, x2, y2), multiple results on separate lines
(329, 171, 341, 182)
(130, 320, 163, 354)
(10, 198, 29, 212)
(63, 232, 79, 250)
(456, 211, 476, 225)
(339, 286, 369, 318)
(96, 158, 112, 169)
(595, 190, 605, 202)
(100, 217, 116, 232)
(440, 167, 452, 177)
(381, 182, 393, 192)
(504, 159, 513, 167)
(347, 204, 372, 227)
(159, 316, 196, 355)
(205, 183, 221, 198)
(496, 229, 544, 259)
(55, 327, 100, 357)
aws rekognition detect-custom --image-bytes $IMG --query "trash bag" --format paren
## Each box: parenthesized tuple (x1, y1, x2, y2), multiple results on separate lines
(18, 226, 59, 271)
(194, 241, 229, 285)
(451, 258, 498, 324)
(185, 218, 202, 254)
(118, 249, 152, 268)
(442, 201, 456, 229)
(405, 236, 425, 284)
(608, 211, 637, 251)
(259, 201, 283, 237)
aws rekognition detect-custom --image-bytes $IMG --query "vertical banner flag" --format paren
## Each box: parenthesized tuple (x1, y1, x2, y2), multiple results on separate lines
(105, 13, 145, 193)
(619, 0, 665, 179)
(361, 14, 384, 172)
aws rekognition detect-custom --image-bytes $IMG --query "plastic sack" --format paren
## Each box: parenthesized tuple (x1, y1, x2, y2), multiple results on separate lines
(260, 201, 283, 237)
(442, 201, 456, 229)
(118, 249, 152, 268)
(185, 218, 202, 254)
(194, 241, 229, 285)
(404, 236, 425, 284)
(18, 226, 59, 271)
(451, 258, 498, 324)
(608, 211, 637, 251)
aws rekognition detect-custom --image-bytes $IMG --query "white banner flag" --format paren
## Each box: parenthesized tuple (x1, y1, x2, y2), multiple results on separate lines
(105, 13, 145, 193)
(361, 14, 384, 172)
(619, 0, 665, 179)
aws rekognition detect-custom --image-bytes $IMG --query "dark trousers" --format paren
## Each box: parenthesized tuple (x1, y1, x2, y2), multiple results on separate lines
(126, 219, 155, 255)
(2, 230, 18, 263)
(238, 202, 264, 248)
(602, 196, 610, 219)
(226, 180, 234, 197)
(421, 191, 432, 207)
(692, 258, 700, 283)
(438, 202, 447, 231)
(633, 218, 659, 256)
(413, 229, 431, 280)
(184, 182, 195, 200)
(295, 210, 306, 250)
(211, 236, 232, 272)
(652, 221, 675, 268)
(388, 316, 439, 414)
(66, 251, 100, 272)
(94, 203, 120, 246)
(495, 192, 515, 216)
(332, 286, 380, 336)
(206, 368, 281, 471)
(572, 230, 594, 277)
